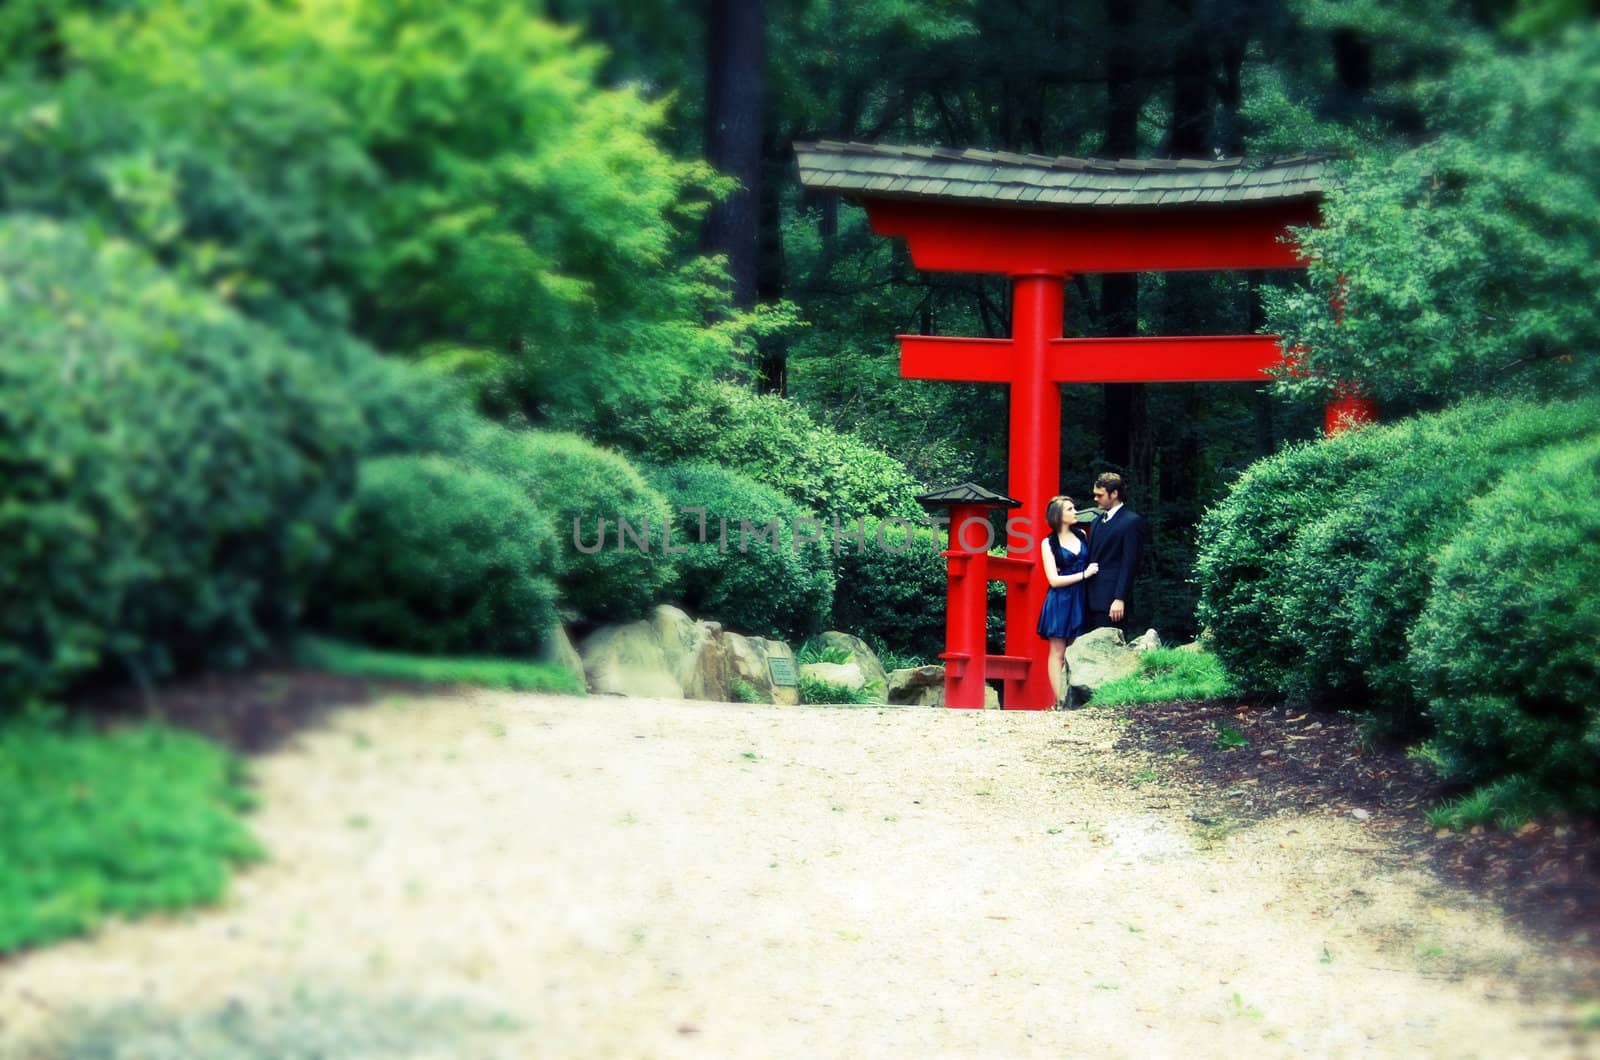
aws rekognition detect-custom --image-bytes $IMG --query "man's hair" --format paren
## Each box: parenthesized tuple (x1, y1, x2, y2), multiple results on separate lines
(1044, 495, 1076, 532)
(1095, 472, 1129, 503)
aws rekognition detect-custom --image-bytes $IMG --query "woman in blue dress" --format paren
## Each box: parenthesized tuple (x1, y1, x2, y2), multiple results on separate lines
(1037, 495, 1099, 708)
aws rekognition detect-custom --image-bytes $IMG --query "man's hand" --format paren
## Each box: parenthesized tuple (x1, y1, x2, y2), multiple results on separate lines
(1109, 600, 1125, 622)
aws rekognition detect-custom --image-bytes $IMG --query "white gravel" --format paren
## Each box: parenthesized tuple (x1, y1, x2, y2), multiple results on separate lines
(1, 692, 1594, 1058)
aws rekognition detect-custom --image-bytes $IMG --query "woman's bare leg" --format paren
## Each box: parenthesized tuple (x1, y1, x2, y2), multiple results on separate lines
(1047, 638, 1066, 706)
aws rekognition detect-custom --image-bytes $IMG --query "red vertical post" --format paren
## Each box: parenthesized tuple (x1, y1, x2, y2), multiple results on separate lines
(1323, 276, 1377, 435)
(941, 503, 992, 709)
(1325, 383, 1378, 434)
(1002, 273, 1065, 710)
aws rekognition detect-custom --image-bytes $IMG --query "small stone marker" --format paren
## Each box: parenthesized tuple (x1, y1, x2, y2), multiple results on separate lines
(767, 656, 798, 688)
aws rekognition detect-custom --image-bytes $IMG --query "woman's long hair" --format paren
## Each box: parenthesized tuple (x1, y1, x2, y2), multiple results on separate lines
(1044, 495, 1077, 534)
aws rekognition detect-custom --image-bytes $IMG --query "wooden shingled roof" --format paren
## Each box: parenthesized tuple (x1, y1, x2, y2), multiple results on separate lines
(794, 140, 1329, 209)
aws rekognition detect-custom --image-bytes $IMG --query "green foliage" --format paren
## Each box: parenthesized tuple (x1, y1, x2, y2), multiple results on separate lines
(798, 676, 876, 706)
(314, 455, 559, 656)
(1194, 420, 1395, 695)
(0, 0, 748, 426)
(467, 426, 677, 623)
(1212, 720, 1249, 750)
(0, 718, 260, 954)
(1089, 649, 1238, 707)
(644, 461, 835, 641)
(1275, 396, 1600, 726)
(600, 380, 926, 524)
(1424, 775, 1557, 832)
(1267, 26, 1600, 407)
(0, 217, 359, 706)
(729, 677, 767, 704)
(832, 519, 948, 661)
(796, 641, 853, 666)
(1409, 437, 1600, 811)
(293, 636, 582, 695)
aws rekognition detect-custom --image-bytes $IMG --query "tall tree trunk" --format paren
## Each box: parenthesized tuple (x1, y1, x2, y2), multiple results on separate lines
(703, 0, 765, 311)
(1100, 0, 1147, 479)
(1164, 0, 1212, 157)
(1158, 0, 1216, 506)
(755, 119, 788, 394)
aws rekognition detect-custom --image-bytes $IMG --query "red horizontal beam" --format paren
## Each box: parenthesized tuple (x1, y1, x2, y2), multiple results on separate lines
(985, 555, 1033, 584)
(984, 655, 1031, 681)
(899, 334, 1013, 382)
(866, 199, 1318, 275)
(1048, 335, 1285, 383)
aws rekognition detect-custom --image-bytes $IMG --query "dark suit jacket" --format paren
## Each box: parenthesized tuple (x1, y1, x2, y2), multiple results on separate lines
(1085, 507, 1146, 612)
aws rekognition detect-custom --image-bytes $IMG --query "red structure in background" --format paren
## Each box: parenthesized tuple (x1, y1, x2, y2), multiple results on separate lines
(796, 142, 1374, 710)
(916, 484, 1028, 710)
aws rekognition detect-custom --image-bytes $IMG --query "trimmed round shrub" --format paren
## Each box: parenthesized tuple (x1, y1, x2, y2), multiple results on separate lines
(1410, 437, 1600, 810)
(316, 455, 559, 654)
(644, 461, 834, 641)
(601, 381, 925, 524)
(336, 340, 485, 461)
(832, 519, 947, 660)
(1275, 396, 1600, 726)
(1193, 421, 1397, 694)
(466, 426, 677, 623)
(0, 218, 359, 704)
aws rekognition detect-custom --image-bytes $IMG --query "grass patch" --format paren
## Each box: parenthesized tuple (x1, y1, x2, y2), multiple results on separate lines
(0, 717, 261, 955)
(1426, 774, 1557, 832)
(1087, 648, 1237, 707)
(294, 636, 583, 694)
(798, 676, 875, 705)
(23, 991, 518, 1059)
(796, 639, 852, 666)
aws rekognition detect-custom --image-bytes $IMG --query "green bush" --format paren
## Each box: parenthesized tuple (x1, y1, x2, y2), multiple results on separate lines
(1275, 397, 1600, 727)
(0, 218, 359, 706)
(832, 519, 948, 660)
(467, 427, 678, 623)
(0, 718, 261, 954)
(314, 455, 560, 655)
(601, 381, 925, 524)
(644, 461, 835, 641)
(798, 676, 877, 706)
(333, 341, 486, 462)
(1409, 437, 1600, 811)
(1193, 421, 1395, 695)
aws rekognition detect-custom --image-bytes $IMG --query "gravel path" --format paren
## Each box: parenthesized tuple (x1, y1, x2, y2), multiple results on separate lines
(2, 692, 1594, 1058)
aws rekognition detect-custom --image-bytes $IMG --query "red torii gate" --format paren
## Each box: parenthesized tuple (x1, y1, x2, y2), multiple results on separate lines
(795, 141, 1373, 711)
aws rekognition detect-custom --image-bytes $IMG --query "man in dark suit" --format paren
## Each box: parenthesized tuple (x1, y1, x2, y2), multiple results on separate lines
(1085, 472, 1146, 635)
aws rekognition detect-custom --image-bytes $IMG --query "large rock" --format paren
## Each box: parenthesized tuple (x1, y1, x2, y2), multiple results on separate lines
(887, 665, 945, 706)
(1130, 628, 1162, 654)
(884, 665, 997, 708)
(538, 623, 586, 691)
(652, 606, 732, 702)
(581, 605, 740, 701)
(726, 632, 800, 706)
(818, 631, 888, 694)
(1064, 626, 1142, 703)
(579, 616, 682, 699)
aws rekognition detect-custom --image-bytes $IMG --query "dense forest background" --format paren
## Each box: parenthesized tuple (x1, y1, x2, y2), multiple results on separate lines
(2, 0, 1594, 690)
(555, 0, 1591, 634)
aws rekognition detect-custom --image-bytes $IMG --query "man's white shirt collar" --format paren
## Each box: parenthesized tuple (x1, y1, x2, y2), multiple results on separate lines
(1102, 502, 1124, 523)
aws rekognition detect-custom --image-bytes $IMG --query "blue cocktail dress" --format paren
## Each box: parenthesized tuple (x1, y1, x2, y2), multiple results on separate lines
(1036, 531, 1088, 642)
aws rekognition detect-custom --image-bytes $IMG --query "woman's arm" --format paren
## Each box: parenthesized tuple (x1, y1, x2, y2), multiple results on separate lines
(1041, 538, 1092, 588)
